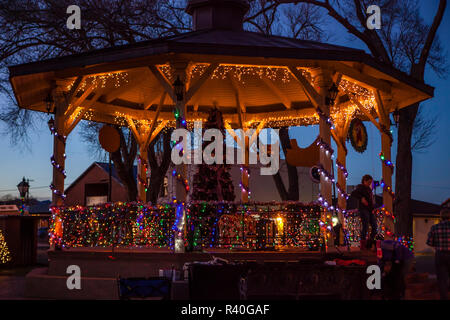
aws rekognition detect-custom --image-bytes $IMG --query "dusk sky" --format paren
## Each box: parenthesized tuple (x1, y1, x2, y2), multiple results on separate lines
(0, 1, 448, 204)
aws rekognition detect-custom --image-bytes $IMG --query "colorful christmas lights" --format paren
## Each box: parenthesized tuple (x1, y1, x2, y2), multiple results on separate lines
(0, 229, 11, 265)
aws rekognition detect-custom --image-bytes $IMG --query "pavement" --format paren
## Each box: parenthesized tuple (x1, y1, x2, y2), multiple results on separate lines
(0, 241, 49, 300)
(0, 245, 441, 300)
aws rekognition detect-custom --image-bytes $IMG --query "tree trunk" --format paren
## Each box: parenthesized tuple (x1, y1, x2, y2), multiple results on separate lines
(147, 129, 173, 204)
(394, 103, 419, 237)
(110, 127, 138, 201)
(272, 127, 299, 201)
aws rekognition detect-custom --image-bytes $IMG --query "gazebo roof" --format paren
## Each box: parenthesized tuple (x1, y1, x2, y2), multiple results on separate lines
(8, 2, 433, 129)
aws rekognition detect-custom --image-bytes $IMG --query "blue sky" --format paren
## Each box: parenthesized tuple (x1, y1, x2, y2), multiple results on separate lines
(0, 1, 449, 204)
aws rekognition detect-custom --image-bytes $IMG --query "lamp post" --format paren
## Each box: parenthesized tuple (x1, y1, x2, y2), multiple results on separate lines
(392, 108, 400, 127)
(17, 177, 30, 216)
(325, 82, 339, 106)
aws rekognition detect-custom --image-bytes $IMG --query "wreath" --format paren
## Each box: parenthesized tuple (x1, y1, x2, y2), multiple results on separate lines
(348, 118, 368, 153)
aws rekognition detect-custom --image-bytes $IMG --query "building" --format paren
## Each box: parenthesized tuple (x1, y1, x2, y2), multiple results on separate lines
(64, 162, 137, 206)
(66, 160, 319, 205)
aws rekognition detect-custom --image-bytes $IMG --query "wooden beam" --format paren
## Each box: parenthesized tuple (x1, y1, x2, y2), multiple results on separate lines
(66, 76, 84, 104)
(185, 63, 218, 103)
(330, 62, 391, 93)
(148, 65, 177, 103)
(249, 120, 266, 147)
(145, 120, 168, 150)
(348, 95, 382, 132)
(72, 83, 96, 107)
(261, 78, 291, 109)
(288, 66, 322, 108)
(147, 92, 166, 135)
(126, 117, 142, 145)
(224, 120, 242, 146)
(65, 115, 82, 136)
(374, 89, 389, 125)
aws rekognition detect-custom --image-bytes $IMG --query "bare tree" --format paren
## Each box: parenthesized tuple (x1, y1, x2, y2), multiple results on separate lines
(0, 0, 192, 202)
(273, 0, 447, 236)
(411, 106, 438, 153)
(0, 0, 280, 203)
(147, 129, 173, 204)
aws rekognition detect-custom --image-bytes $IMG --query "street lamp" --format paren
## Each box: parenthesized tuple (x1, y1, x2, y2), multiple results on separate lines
(393, 108, 400, 127)
(17, 177, 30, 216)
(325, 82, 339, 106)
(44, 93, 54, 114)
(47, 117, 55, 133)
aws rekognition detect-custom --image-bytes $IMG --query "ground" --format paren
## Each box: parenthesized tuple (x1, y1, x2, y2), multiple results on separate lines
(0, 241, 440, 300)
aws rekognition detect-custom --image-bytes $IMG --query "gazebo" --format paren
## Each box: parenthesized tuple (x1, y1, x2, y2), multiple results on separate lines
(9, 0, 433, 252)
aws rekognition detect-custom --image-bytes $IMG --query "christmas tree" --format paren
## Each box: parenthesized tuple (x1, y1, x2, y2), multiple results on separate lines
(191, 108, 235, 201)
(0, 229, 11, 265)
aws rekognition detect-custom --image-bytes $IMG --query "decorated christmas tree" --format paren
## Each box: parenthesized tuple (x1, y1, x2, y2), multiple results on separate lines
(191, 108, 235, 201)
(0, 229, 11, 265)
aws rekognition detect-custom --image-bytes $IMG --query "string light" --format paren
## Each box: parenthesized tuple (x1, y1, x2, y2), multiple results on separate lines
(239, 166, 251, 199)
(172, 170, 190, 192)
(48, 119, 67, 201)
(137, 155, 149, 193)
(0, 229, 11, 264)
(49, 202, 326, 251)
(379, 152, 394, 171)
(317, 138, 334, 156)
(335, 160, 348, 179)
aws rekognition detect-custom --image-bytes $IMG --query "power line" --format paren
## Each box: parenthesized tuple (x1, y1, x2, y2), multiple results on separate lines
(0, 182, 75, 193)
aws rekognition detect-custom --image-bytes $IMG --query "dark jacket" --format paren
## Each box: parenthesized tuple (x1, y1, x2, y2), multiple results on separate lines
(351, 184, 374, 211)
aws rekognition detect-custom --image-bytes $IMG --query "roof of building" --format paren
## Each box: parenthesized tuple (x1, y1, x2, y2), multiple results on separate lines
(347, 194, 442, 216)
(8, 28, 433, 98)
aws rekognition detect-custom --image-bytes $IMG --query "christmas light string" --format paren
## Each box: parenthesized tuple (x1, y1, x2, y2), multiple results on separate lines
(317, 138, 334, 156)
(316, 107, 335, 130)
(379, 152, 394, 171)
(172, 170, 190, 192)
(335, 160, 348, 179)
(49, 202, 325, 250)
(316, 164, 335, 183)
(380, 180, 395, 198)
(137, 154, 149, 192)
(239, 166, 251, 199)
(336, 182, 349, 200)
(48, 119, 67, 200)
(0, 229, 11, 264)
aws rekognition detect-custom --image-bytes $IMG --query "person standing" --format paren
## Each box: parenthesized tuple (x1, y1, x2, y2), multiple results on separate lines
(427, 199, 450, 300)
(351, 175, 377, 249)
(379, 230, 414, 300)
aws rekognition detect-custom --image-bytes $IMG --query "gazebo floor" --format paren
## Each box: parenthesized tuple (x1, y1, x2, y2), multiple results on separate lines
(25, 246, 377, 299)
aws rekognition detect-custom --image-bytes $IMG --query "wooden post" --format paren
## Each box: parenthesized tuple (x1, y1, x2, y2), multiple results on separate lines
(137, 147, 148, 202)
(312, 68, 334, 249)
(51, 91, 69, 206)
(313, 69, 333, 204)
(172, 62, 189, 203)
(337, 144, 347, 210)
(380, 119, 394, 233)
(241, 134, 250, 203)
(374, 92, 395, 233)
